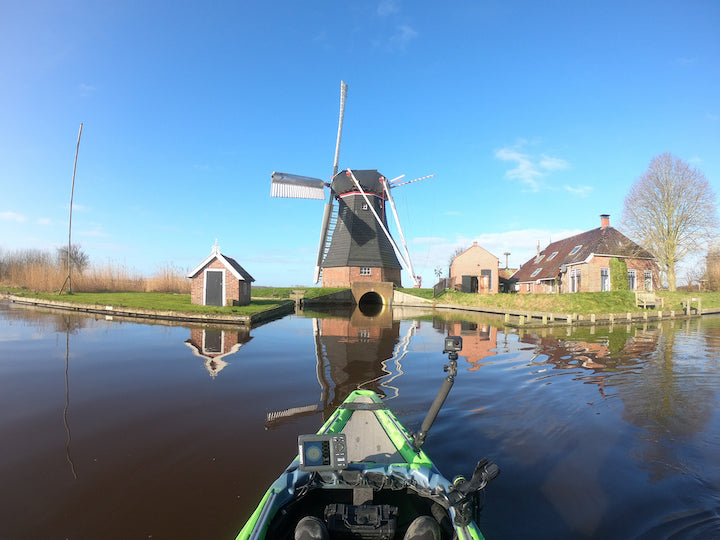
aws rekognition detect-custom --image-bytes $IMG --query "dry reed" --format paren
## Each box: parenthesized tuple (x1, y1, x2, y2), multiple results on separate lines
(0, 249, 189, 294)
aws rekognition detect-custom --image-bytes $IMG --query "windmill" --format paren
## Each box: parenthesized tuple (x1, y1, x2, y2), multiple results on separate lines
(271, 81, 431, 288)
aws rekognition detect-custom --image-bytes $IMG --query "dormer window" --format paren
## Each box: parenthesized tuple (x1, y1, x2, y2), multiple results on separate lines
(531, 268, 542, 277)
(547, 251, 558, 261)
(569, 245, 582, 255)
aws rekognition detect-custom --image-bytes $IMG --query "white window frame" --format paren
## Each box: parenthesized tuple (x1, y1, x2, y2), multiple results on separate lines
(600, 267, 610, 292)
(628, 269, 637, 291)
(547, 251, 558, 261)
(531, 268, 542, 277)
(644, 270, 652, 291)
(360, 267, 372, 276)
(569, 245, 582, 256)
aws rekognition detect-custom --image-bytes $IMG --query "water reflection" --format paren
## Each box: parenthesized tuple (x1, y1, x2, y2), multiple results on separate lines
(184, 327, 252, 377)
(265, 306, 416, 428)
(2, 301, 719, 539)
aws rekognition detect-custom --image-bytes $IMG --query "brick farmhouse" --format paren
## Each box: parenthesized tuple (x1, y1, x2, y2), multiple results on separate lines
(512, 215, 660, 294)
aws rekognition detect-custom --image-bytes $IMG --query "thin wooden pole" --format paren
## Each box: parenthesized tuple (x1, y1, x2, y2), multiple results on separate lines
(61, 123, 83, 294)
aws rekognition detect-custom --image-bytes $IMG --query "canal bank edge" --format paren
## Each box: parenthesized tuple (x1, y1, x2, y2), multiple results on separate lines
(5, 294, 294, 327)
(5, 290, 717, 329)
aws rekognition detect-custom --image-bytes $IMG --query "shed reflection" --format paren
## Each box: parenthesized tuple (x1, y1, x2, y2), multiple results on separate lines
(184, 327, 252, 377)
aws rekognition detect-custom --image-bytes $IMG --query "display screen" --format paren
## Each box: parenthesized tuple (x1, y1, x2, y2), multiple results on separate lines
(302, 440, 330, 467)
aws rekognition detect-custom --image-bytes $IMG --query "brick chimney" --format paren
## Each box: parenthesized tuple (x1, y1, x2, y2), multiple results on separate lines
(600, 214, 610, 228)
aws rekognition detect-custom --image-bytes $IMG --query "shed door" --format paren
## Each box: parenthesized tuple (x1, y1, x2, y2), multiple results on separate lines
(205, 270, 224, 306)
(462, 275, 478, 293)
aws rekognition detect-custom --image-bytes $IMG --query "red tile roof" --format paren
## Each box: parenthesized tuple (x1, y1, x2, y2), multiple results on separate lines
(512, 226, 654, 283)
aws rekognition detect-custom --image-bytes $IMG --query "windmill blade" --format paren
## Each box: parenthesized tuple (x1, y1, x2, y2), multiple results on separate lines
(388, 174, 435, 189)
(382, 177, 419, 286)
(332, 81, 348, 176)
(314, 199, 335, 283)
(271, 172, 327, 199)
(314, 81, 348, 282)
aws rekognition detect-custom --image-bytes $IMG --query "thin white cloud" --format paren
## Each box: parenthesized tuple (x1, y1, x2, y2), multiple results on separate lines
(78, 83, 96, 97)
(495, 147, 543, 190)
(495, 143, 571, 192)
(539, 155, 570, 171)
(78, 226, 108, 238)
(36, 217, 52, 225)
(563, 185, 592, 197)
(0, 211, 26, 222)
(389, 24, 418, 50)
(412, 236, 447, 245)
(377, 0, 400, 16)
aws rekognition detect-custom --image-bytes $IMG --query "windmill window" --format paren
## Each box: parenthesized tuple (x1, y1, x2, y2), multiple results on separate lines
(360, 267, 372, 276)
(569, 245, 582, 256)
(362, 202, 369, 210)
(531, 268, 542, 277)
(547, 251, 558, 261)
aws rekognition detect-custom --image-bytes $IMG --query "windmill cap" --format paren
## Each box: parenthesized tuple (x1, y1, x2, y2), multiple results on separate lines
(331, 169, 385, 195)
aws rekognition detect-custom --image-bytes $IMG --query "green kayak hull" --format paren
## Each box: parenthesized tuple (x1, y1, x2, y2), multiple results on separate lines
(236, 389, 486, 540)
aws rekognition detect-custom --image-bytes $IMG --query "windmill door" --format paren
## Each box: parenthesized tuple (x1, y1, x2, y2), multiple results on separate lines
(205, 270, 224, 306)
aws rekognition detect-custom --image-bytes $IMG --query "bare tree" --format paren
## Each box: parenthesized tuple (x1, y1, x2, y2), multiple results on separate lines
(621, 153, 718, 291)
(57, 244, 89, 274)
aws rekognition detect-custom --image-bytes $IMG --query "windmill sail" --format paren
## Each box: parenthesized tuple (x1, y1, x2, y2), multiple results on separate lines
(271, 172, 326, 200)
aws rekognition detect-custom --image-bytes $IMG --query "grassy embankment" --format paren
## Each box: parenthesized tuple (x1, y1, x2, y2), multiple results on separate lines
(399, 288, 720, 314)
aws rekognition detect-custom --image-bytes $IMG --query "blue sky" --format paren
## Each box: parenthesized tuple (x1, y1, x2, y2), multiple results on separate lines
(2, 0, 718, 287)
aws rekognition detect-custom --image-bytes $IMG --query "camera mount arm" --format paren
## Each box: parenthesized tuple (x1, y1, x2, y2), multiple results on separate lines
(412, 336, 462, 451)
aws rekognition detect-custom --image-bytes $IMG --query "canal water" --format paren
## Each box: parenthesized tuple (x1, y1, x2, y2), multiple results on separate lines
(1, 301, 719, 539)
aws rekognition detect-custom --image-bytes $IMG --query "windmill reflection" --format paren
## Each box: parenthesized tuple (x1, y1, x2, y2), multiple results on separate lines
(184, 327, 252, 377)
(265, 306, 418, 429)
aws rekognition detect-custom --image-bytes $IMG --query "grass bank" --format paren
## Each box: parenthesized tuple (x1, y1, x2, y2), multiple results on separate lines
(5, 290, 290, 316)
(418, 289, 720, 314)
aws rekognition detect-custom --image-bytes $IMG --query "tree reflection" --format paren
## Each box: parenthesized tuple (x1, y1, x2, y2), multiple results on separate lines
(520, 320, 719, 482)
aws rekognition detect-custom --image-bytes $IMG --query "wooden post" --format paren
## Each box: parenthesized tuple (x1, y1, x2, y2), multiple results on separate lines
(590, 314, 596, 324)
(518, 315, 525, 325)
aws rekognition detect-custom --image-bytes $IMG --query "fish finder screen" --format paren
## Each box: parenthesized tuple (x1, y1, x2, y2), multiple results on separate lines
(298, 434, 347, 471)
(303, 440, 330, 467)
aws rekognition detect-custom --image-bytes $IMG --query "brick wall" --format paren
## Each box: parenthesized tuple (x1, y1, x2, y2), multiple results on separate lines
(321, 266, 402, 287)
(189, 257, 251, 305)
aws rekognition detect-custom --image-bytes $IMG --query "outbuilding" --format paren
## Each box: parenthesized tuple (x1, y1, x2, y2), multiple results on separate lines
(187, 244, 255, 306)
(449, 242, 500, 294)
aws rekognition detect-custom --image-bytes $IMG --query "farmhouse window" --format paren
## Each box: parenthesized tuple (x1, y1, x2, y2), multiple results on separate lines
(628, 270, 637, 290)
(601, 267, 610, 291)
(547, 251, 558, 261)
(569, 245, 582, 256)
(644, 270, 652, 291)
(570, 268, 581, 293)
